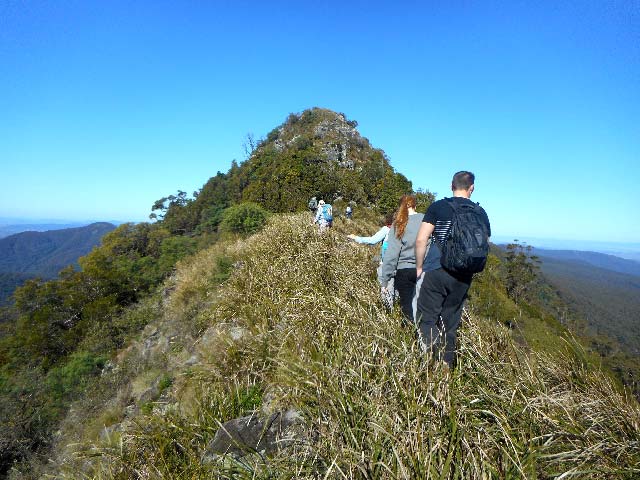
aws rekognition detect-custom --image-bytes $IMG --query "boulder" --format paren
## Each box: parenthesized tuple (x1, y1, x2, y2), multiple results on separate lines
(203, 409, 303, 460)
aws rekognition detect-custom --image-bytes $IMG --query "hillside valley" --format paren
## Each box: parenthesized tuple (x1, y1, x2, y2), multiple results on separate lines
(536, 252, 640, 355)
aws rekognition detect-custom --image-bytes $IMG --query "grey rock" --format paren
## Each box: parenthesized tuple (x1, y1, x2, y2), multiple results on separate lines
(184, 354, 199, 366)
(162, 285, 176, 301)
(124, 404, 138, 417)
(338, 159, 355, 169)
(314, 119, 358, 140)
(100, 360, 117, 376)
(286, 134, 300, 146)
(152, 401, 176, 416)
(204, 409, 304, 460)
(199, 326, 220, 346)
(139, 384, 160, 404)
(229, 326, 248, 341)
(273, 140, 285, 152)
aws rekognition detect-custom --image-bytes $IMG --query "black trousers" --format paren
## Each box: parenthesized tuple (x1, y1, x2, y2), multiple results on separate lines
(394, 268, 417, 323)
(416, 268, 471, 367)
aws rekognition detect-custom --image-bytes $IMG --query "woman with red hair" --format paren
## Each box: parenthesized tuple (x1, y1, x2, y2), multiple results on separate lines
(379, 194, 426, 324)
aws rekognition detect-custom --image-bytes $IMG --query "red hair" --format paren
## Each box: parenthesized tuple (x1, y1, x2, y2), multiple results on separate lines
(394, 195, 417, 239)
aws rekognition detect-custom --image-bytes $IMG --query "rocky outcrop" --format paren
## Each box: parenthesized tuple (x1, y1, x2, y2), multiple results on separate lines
(313, 117, 358, 140)
(203, 409, 304, 461)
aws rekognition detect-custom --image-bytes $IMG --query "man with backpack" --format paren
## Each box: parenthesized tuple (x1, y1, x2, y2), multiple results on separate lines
(414, 171, 491, 369)
(314, 199, 333, 230)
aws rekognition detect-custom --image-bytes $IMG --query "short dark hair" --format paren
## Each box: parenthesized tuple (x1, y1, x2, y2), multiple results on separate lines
(452, 171, 475, 190)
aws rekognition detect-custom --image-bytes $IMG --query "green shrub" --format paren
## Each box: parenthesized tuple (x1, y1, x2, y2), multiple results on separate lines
(46, 351, 106, 402)
(219, 202, 269, 236)
(158, 374, 173, 392)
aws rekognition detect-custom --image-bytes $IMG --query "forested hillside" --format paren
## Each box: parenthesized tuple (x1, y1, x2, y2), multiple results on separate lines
(0, 222, 116, 305)
(535, 248, 640, 277)
(0, 222, 115, 277)
(539, 256, 640, 353)
(149, 108, 425, 236)
(0, 222, 89, 239)
(1, 108, 638, 478)
(0, 273, 33, 308)
(494, 243, 640, 400)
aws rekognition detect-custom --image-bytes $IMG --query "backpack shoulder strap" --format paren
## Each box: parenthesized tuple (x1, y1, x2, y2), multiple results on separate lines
(445, 198, 459, 214)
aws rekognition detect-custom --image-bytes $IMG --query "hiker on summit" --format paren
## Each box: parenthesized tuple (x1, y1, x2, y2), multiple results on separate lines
(414, 171, 491, 368)
(379, 195, 425, 324)
(308, 196, 318, 217)
(314, 200, 333, 231)
(345, 204, 353, 220)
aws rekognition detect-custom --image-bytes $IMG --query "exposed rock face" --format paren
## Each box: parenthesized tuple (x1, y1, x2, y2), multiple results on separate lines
(321, 142, 352, 167)
(314, 116, 358, 169)
(313, 117, 358, 140)
(203, 409, 304, 460)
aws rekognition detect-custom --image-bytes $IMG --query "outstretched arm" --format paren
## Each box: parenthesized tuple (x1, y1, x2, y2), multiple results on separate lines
(415, 221, 434, 278)
(347, 226, 388, 245)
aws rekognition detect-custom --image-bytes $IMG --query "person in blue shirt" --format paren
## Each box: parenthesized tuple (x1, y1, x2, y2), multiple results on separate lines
(348, 214, 395, 308)
(347, 214, 393, 259)
(313, 200, 333, 230)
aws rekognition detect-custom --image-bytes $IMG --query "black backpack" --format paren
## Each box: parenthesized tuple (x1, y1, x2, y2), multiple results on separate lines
(440, 199, 490, 274)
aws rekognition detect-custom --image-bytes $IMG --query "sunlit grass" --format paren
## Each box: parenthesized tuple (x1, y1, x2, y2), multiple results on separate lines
(57, 213, 640, 479)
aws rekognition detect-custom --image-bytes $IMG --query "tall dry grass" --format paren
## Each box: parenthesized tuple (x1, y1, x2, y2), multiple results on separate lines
(63, 214, 640, 479)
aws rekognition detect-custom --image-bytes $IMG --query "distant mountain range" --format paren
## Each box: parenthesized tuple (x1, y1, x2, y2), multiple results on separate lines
(533, 248, 640, 277)
(0, 219, 123, 239)
(0, 222, 87, 239)
(0, 222, 116, 305)
(493, 236, 640, 262)
(533, 248, 640, 355)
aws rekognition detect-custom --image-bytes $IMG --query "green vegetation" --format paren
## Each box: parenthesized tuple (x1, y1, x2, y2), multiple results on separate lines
(503, 241, 541, 304)
(0, 108, 425, 476)
(536, 255, 640, 400)
(0, 221, 198, 475)
(0, 272, 32, 307)
(0, 222, 116, 305)
(150, 108, 416, 236)
(219, 202, 269, 236)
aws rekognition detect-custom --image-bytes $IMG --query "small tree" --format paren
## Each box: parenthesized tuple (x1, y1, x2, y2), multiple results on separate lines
(503, 240, 541, 304)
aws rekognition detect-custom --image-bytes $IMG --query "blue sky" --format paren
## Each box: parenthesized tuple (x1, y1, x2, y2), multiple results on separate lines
(1, 1, 638, 243)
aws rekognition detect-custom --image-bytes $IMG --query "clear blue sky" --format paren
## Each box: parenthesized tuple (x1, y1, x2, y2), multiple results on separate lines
(1, 1, 638, 243)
